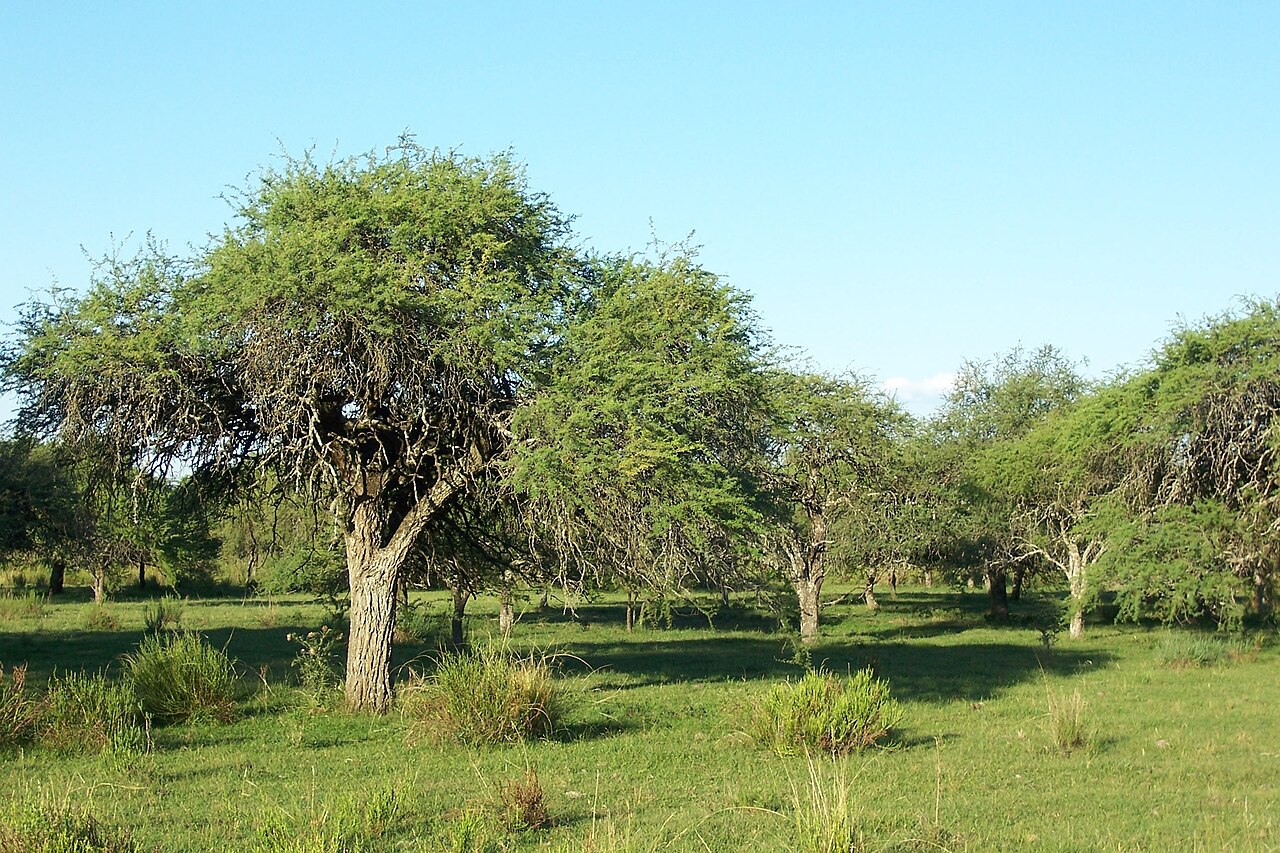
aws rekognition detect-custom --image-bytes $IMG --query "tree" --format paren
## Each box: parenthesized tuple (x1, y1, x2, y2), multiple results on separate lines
(1094, 299, 1280, 628)
(4, 143, 577, 712)
(764, 370, 904, 642)
(0, 439, 78, 589)
(931, 345, 1086, 619)
(512, 252, 770, 630)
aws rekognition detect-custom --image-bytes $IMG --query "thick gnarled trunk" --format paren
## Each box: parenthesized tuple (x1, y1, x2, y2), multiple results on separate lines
(986, 567, 1009, 620)
(795, 576, 822, 643)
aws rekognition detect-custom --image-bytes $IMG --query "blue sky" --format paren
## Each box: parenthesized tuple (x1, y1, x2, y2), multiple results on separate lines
(2, 2, 1277, 418)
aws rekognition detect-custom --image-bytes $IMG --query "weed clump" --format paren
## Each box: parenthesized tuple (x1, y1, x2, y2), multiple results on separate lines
(0, 663, 40, 745)
(39, 670, 150, 755)
(496, 767, 551, 831)
(1153, 631, 1235, 668)
(1046, 686, 1089, 755)
(404, 644, 563, 745)
(751, 667, 902, 756)
(122, 632, 242, 724)
(0, 799, 143, 853)
(287, 625, 343, 707)
(143, 596, 184, 633)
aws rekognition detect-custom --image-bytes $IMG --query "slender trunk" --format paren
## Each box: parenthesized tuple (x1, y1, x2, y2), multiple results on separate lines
(721, 584, 731, 609)
(538, 585, 549, 610)
(1254, 565, 1272, 616)
(923, 568, 934, 588)
(986, 567, 1009, 620)
(1011, 565, 1025, 601)
(450, 586, 469, 649)
(795, 576, 822, 643)
(625, 589, 636, 632)
(137, 556, 146, 590)
(499, 589, 514, 640)
(1064, 540, 1085, 635)
(92, 561, 107, 604)
(888, 566, 898, 597)
(864, 570, 880, 612)
(48, 558, 65, 595)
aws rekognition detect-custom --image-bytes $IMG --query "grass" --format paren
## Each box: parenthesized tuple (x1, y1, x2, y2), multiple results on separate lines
(0, 584, 1277, 851)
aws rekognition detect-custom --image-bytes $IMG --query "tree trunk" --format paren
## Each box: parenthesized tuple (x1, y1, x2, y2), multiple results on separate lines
(923, 568, 934, 588)
(450, 586, 469, 649)
(538, 585, 549, 610)
(499, 589, 514, 640)
(137, 556, 146, 590)
(986, 567, 1009, 620)
(625, 589, 636, 632)
(1067, 561, 1086, 640)
(343, 501, 403, 714)
(48, 558, 65, 595)
(864, 571, 880, 612)
(1254, 566, 1272, 616)
(1010, 565, 1025, 601)
(795, 577, 822, 643)
(92, 560, 107, 604)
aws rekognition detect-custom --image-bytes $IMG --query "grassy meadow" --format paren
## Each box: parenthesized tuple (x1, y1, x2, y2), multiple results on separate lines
(1, 580, 1277, 851)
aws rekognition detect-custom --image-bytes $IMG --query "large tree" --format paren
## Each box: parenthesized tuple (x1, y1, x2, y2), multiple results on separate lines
(4, 144, 576, 711)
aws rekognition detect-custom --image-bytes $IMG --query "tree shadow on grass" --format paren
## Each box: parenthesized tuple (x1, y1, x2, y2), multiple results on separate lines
(558, 634, 1109, 705)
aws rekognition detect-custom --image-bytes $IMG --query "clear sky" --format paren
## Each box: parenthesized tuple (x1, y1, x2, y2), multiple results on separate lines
(2, 2, 1277, 418)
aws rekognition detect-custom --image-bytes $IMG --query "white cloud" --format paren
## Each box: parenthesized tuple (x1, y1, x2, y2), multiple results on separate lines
(880, 372, 955, 416)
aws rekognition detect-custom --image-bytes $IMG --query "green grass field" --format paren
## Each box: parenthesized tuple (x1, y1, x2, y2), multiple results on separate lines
(2, 584, 1277, 851)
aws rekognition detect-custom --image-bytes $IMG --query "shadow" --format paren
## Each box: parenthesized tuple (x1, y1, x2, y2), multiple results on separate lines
(555, 633, 1111, 704)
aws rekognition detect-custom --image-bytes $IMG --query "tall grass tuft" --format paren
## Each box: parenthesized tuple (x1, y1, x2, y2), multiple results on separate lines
(39, 670, 150, 755)
(0, 663, 40, 745)
(0, 590, 47, 622)
(403, 643, 563, 745)
(143, 596, 184, 633)
(1153, 631, 1234, 669)
(122, 631, 242, 724)
(787, 756, 863, 853)
(0, 798, 143, 853)
(1046, 686, 1089, 755)
(252, 788, 405, 852)
(496, 767, 551, 831)
(751, 667, 902, 756)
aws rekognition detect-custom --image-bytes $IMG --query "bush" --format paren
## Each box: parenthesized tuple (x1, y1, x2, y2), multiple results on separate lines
(750, 668, 902, 756)
(38, 670, 149, 755)
(0, 663, 40, 746)
(122, 632, 242, 724)
(79, 604, 121, 632)
(404, 644, 563, 745)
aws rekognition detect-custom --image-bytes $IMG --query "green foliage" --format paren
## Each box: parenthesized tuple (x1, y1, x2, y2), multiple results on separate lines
(404, 643, 563, 745)
(751, 667, 902, 756)
(0, 800, 143, 853)
(122, 631, 242, 724)
(0, 663, 39, 745)
(38, 670, 149, 755)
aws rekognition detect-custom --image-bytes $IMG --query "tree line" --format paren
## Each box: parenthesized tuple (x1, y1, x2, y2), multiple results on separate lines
(2, 142, 1275, 711)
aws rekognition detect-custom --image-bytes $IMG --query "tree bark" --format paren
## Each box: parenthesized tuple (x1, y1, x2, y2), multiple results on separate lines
(795, 576, 822, 643)
(450, 586, 469, 649)
(1010, 565, 1025, 601)
(625, 589, 636, 632)
(137, 555, 146, 589)
(92, 560, 107, 604)
(499, 588, 514, 640)
(1067, 560, 1086, 640)
(923, 568, 934, 588)
(48, 558, 65, 595)
(863, 570, 880, 612)
(986, 567, 1009, 620)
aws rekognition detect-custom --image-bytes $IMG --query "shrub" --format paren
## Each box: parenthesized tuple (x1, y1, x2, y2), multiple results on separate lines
(1046, 686, 1089, 755)
(38, 670, 149, 755)
(122, 632, 242, 724)
(0, 663, 40, 746)
(750, 668, 902, 756)
(0, 799, 143, 853)
(404, 644, 563, 745)
(142, 596, 183, 633)
(79, 604, 121, 632)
